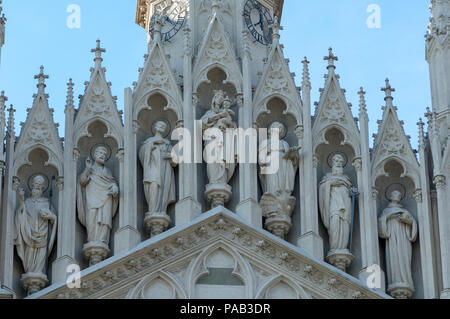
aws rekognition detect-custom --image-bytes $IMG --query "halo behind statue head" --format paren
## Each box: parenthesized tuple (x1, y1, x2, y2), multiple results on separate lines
(327, 151, 348, 168)
(151, 119, 171, 138)
(90, 143, 112, 162)
(268, 121, 287, 139)
(385, 183, 406, 201)
(27, 174, 50, 193)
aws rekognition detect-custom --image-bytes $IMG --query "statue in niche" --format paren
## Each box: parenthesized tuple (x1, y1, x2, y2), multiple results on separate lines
(77, 145, 119, 266)
(259, 121, 299, 239)
(14, 174, 57, 295)
(201, 90, 236, 208)
(139, 120, 177, 237)
(379, 190, 418, 299)
(319, 153, 354, 271)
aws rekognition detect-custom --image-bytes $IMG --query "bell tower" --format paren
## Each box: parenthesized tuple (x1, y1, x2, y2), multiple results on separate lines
(135, 0, 284, 83)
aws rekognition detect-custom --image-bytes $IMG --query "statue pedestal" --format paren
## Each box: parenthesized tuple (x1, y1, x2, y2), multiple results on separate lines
(205, 183, 232, 208)
(20, 273, 48, 296)
(82, 242, 110, 267)
(388, 283, 414, 299)
(144, 212, 171, 237)
(326, 249, 355, 272)
(265, 213, 292, 239)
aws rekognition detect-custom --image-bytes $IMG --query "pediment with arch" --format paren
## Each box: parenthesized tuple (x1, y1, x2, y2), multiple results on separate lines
(193, 11, 242, 92)
(312, 75, 360, 156)
(133, 40, 183, 120)
(31, 208, 388, 300)
(253, 44, 302, 124)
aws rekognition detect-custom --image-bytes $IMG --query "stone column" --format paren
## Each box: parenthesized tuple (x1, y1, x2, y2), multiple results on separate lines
(115, 87, 141, 254)
(0, 176, 19, 290)
(297, 58, 323, 260)
(0, 106, 16, 290)
(434, 175, 450, 299)
(52, 80, 77, 283)
(236, 35, 261, 227)
(175, 27, 201, 225)
(415, 119, 439, 298)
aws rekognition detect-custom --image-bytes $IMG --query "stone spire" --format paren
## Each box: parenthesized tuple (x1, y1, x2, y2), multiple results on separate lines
(7, 103, 15, 136)
(302, 57, 311, 88)
(358, 87, 368, 117)
(324, 47, 338, 72)
(381, 78, 395, 108)
(91, 39, 106, 68)
(34, 65, 49, 95)
(417, 118, 426, 151)
(0, 91, 7, 136)
(0, 0, 7, 64)
(65, 78, 75, 111)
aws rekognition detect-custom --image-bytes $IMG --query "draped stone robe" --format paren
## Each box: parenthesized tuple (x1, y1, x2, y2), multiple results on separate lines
(77, 164, 119, 244)
(139, 135, 176, 213)
(259, 138, 297, 196)
(379, 204, 418, 292)
(201, 109, 236, 185)
(14, 197, 57, 275)
(319, 173, 352, 251)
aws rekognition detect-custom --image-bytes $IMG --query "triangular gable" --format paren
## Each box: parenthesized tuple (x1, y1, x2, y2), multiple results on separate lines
(30, 207, 388, 300)
(74, 42, 123, 147)
(372, 105, 420, 173)
(253, 44, 302, 123)
(133, 40, 183, 119)
(312, 69, 360, 155)
(15, 68, 63, 174)
(193, 11, 242, 91)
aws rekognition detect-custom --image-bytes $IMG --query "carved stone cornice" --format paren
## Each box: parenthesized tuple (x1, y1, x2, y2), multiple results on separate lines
(29, 208, 387, 300)
(413, 189, 423, 204)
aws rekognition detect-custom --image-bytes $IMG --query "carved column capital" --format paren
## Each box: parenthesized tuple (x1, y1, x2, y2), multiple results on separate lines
(371, 187, 379, 200)
(116, 149, 125, 163)
(295, 125, 304, 140)
(12, 176, 20, 192)
(352, 157, 362, 172)
(413, 189, 423, 204)
(236, 93, 244, 108)
(176, 120, 184, 129)
(56, 177, 64, 192)
(192, 93, 200, 107)
(132, 120, 140, 135)
(73, 148, 81, 162)
(434, 175, 447, 189)
(313, 154, 319, 169)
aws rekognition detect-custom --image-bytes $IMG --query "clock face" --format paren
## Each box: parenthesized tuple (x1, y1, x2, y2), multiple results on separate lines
(149, 0, 187, 42)
(243, 0, 274, 45)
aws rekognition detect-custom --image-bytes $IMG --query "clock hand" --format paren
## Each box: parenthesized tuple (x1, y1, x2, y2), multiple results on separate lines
(164, 15, 176, 25)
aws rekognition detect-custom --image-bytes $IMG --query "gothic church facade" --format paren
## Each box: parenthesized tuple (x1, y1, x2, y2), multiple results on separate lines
(0, 0, 448, 299)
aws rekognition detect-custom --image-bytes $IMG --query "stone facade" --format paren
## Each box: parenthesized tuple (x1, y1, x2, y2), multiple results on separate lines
(0, 0, 448, 299)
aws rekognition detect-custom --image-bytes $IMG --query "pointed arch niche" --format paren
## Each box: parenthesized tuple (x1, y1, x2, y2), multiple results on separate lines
(186, 243, 254, 299)
(135, 92, 179, 237)
(255, 97, 300, 243)
(74, 120, 120, 270)
(374, 159, 425, 299)
(314, 127, 363, 278)
(195, 67, 240, 212)
(13, 147, 62, 297)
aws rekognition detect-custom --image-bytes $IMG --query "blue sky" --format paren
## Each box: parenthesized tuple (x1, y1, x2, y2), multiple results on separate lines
(0, 0, 432, 149)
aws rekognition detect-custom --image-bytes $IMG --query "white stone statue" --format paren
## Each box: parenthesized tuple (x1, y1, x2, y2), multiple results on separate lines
(259, 122, 299, 238)
(319, 154, 354, 271)
(201, 90, 236, 208)
(379, 190, 418, 299)
(139, 120, 177, 237)
(14, 175, 57, 295)
(77, 145, 119, 265)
